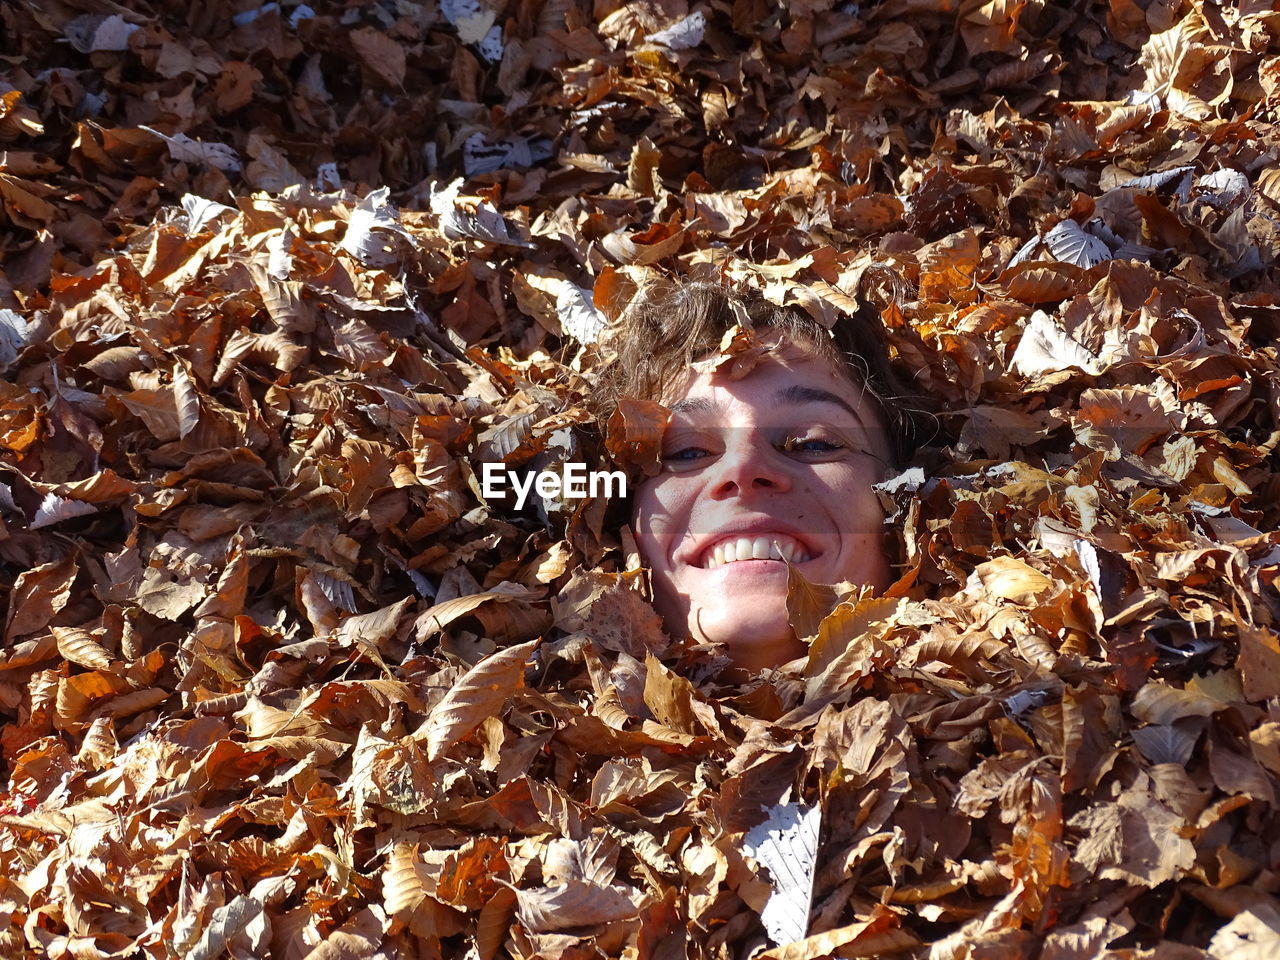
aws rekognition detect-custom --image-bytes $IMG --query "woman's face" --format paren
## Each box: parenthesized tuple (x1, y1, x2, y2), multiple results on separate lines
(632, 347, 892, 670)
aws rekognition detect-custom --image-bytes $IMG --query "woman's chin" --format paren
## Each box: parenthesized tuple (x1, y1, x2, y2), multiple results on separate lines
(689, 605, 804, 670)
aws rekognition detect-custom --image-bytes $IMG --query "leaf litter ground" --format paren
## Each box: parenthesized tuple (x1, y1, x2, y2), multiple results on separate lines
(2, 0, 1280, 958)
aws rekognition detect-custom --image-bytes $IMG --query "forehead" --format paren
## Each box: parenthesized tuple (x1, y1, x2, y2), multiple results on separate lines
(667, 350, 869, 415)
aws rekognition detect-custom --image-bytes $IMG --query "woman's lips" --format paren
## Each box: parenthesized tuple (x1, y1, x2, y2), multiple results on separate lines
(700, 534, 812, 569)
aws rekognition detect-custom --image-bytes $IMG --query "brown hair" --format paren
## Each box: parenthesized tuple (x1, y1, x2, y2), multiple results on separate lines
(594, 282, 920, 465)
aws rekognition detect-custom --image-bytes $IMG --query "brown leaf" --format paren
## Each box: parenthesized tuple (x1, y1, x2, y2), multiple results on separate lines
(118, 386, 181, 441)
(76, 715, 119, 769)
(333, 596, 414, 654)
(186, 895, 266, 960)
(1001, 261, 1086, 303)
(1236, 621, 1280, 703)
(1130, 682, 1221, 726)
(51, 625, 113, 671)
(55, 670, 132, 731)
(1208, 725, 1276, 805)
(970, 556, 1053, 605)
(606, 396, 669, 476)
(836, 194, 904, 234)
(0, 172, 56, 227)
(757, 908, 912, 959)
(510, 879, 642, 933)
(643, 652, 705, 736)
(301, 907, 384, 960)
(1068, 782, 1195, 887)
(173, 362, 202, 439)
(417, 639, 538, 759)
(383, 842, 429, 916)
(6, 555, 78, 641)
(476, 887, 518, 960)
(437, 836, 508, 910)
(805, 592, 897, 680)
(350, 26, 407, 89)
(785, 565, 841, 644)
(42, 469, 135, 503)
(413, 583, 538, 641)
(627, 136, 662, 197)
(575, 576, 665, 657)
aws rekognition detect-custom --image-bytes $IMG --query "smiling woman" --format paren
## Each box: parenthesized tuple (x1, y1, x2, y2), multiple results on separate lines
(598, 283, 914, 671)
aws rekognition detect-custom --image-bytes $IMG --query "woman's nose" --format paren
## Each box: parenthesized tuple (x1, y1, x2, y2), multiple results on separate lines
(706, 436, 791, 499)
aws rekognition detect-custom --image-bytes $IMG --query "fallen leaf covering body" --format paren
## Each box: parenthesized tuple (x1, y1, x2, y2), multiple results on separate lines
(1, 1, 1279, 958)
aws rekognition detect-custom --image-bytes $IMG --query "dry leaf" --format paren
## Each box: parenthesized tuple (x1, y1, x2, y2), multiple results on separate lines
(418, 639, 538, 759)
(0, 1, 1277, 956)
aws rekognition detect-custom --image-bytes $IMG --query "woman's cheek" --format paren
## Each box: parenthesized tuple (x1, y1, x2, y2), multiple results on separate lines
(635, 488, 688, 575)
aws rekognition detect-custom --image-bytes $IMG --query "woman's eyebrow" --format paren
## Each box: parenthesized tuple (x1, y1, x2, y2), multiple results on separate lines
(669, 396, 718, 415)
(776, 384, 862, 421)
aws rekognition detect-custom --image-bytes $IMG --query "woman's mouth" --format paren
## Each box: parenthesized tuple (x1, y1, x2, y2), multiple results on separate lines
(701, 534, 812, 569)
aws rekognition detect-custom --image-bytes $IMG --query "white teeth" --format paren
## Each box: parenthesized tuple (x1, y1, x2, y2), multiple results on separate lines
(702, 535, 812, 568)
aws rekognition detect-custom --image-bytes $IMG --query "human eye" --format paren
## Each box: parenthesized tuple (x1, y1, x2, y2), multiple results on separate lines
(780, 433, 845, 457)
(661, 445, 713, 466)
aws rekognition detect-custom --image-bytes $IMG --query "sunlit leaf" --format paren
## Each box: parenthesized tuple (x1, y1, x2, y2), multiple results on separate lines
(418, 639, 538, 759)
(1045, 219, 1112, 268)
(742, 799, 821, 945)
(510, 879, 642, 932)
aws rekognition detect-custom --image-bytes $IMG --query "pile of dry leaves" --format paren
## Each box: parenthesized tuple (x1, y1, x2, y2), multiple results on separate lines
(3, 0, 1280, 957)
